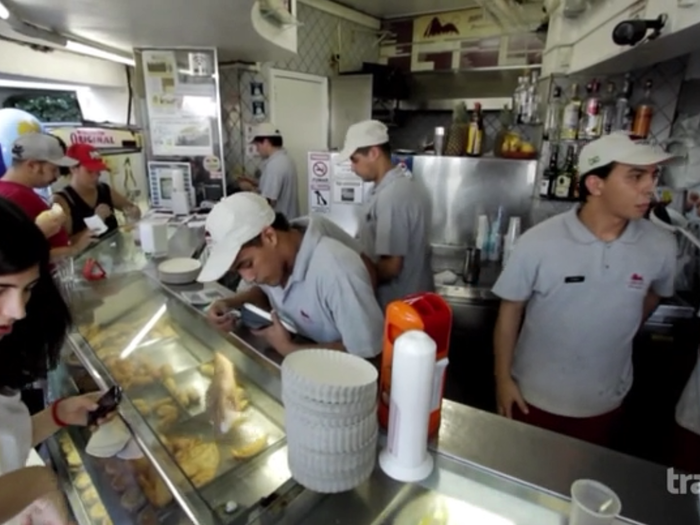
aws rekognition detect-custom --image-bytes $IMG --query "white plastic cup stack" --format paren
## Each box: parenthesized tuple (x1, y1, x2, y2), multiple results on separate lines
(281, 350, 379, 493)
(570, 479, 622, 525)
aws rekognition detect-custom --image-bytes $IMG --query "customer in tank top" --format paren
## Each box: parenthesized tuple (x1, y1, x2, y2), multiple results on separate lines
(0, 197, 115, 525)
(53, 143, 140, 239)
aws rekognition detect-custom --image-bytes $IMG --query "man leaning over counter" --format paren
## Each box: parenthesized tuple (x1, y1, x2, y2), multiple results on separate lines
(492, 133, 677, 448)
(336, 120, 434, 310)
(199, 192, 383, 359)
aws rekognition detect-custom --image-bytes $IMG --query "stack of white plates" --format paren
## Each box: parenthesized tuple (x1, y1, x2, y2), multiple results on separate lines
(281, 350, 379, 493)
(157, 257, 202, 284)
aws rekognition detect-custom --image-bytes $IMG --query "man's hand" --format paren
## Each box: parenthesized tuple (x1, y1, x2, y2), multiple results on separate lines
(252, 312, 294, 355)
(95, 204, 113, 221)
(496, 376, 528, 419)
(207, 300, 235, 332)
(72, 230, 96, 254)
(238, 180, 256, 192)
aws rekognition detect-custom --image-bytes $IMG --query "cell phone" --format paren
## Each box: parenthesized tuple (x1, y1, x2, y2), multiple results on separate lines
(87, 386, 123, 426)
(240, 303, 273, 331)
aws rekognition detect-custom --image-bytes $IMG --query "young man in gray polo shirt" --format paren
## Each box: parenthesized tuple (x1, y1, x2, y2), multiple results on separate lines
(492, 133, 677, 447)
(238, 123, 300, 219)
(337, 120, 434, 310)
(198, 192, 383, 359)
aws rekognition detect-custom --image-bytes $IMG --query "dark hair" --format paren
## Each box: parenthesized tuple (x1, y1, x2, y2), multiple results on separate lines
(253, 136, 283, 148)
(242, 212, 291, 248)
(0, 197, 72, 390)
(579, 162, 615, 201)
(354, 142, 392, 158)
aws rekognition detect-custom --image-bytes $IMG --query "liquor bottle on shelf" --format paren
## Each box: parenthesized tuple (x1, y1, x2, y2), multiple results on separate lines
(554, 145, 577, 200)
(600, 81, 617, 135)
(522, 70, 541, 125)
(539, 145, 559, 199)
(543, 86, 563, 141)
(513, 76, 527, 124)
(561, 83, 582, 140)
(631, 79, 653, 140)
(614, 74, 634, 133)
(581, 79, 602, 139)
(465, 103, 484, 157)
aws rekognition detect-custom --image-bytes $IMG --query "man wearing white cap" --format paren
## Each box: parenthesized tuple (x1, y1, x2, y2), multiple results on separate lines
(492, 132, 678, 447)
(238, 123, 299, 219)
(337, 120, 433, 310)
(199, 192, 383, 358)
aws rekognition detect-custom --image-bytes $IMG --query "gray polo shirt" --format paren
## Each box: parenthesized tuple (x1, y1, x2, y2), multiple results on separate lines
(492, 206, 677, 417)
(291, 214, 364, 256)
(358, 166, 434, 310)
(259, 222, 383, 358)
(259, 149, 299, 219)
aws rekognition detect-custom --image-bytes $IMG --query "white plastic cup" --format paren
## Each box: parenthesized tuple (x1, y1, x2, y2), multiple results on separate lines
(570, 479, 622, 525)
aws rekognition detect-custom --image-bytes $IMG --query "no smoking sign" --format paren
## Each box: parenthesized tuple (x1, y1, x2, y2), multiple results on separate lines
(312, 161, 328, 178)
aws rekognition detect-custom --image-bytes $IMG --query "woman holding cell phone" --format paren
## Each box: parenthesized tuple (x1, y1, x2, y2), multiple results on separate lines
(0, 197, 114, 525)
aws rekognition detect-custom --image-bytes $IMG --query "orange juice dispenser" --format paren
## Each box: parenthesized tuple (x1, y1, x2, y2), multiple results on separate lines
(378, 292, 452, 438)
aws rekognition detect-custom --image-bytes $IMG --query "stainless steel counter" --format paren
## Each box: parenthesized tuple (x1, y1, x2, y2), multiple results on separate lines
(149, 264, 699, 525)
(58, 230, 699, 525)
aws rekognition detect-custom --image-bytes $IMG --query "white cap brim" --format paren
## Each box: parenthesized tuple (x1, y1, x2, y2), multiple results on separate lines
(51, 156, 79, 168)
(615, 150, 677, 167)
(197, 239, 243, 282)
(335, 145, 356, 164)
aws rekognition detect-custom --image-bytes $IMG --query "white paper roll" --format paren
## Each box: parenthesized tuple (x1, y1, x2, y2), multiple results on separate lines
(379, 330, 436, 482)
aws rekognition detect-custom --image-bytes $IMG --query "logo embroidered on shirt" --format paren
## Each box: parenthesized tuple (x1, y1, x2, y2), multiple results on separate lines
(627, 273, 645, 290)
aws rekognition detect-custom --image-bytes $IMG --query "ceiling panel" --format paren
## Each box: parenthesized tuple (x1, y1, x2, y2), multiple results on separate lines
(336, 0, 482, 18)
(9, 0, 281, 60)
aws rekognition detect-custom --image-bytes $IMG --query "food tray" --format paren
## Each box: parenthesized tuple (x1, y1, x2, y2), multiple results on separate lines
(126, 383, 188, 433)
(161, 406, 285, 491)
(129, 340, 200, 376)
(167, 367, 211, 417)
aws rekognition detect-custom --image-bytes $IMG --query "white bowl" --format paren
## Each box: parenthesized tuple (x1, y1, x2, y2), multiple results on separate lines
(86, 418, 131, 458)
(117, 438, 144, 460)
(157, 258, 202, 284)
(281, 350, 378, 405)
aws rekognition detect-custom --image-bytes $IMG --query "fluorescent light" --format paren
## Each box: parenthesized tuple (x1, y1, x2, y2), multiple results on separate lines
(0, 79, 90, 92)
(65, 40, 135, 66)
(0, 1, 9, 19)
(120, 304, 167, 359)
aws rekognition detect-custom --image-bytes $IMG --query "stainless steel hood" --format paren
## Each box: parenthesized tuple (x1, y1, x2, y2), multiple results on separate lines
(400, 67, 538, 112)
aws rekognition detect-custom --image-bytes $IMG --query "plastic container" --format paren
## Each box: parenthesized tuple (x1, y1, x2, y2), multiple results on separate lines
(378, 292, 452, 437)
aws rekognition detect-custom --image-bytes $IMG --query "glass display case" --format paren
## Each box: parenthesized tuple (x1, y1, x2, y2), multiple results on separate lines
(48, 251, 293, 525)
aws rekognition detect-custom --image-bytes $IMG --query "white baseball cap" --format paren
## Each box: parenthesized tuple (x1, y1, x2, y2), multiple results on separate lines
(250, 122, 281, 142)
(12, 133, 78, 167)
(197, 192, 275, 282)
(336, 120, 390, 163)
(578, 132, 677, 176)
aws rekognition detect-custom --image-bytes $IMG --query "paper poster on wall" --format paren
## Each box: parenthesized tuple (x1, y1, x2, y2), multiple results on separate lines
(333, 180, 363, 204)
(333, 160, 361, 181)
(150, 117, 214, 156)
(142, 50, 178, 97)
(310, 188, 331, 213)
(309, 174, 331, 213)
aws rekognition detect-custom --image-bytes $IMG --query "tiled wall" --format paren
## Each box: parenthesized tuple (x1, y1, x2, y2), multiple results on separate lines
(219, 3, 379, 179)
